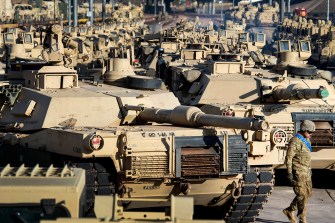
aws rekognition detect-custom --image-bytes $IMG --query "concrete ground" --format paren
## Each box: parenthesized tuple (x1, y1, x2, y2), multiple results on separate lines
(256, 187, 335, 223)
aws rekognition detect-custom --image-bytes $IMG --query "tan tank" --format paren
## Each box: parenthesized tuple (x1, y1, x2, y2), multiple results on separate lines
(243, 5, 258, 24)
(309, 24, 335, 69)
(318, 29, 335, 68)
(275, 17, 335, 69)
(0, 164, 223, 223)
(224, 2, 278, 27)
(0, 65, 272, 223)
(0, 0, 14, 23)
(0, 165, 86, 219)
(255, 3, 279, 27)
(40, 0, 61, 21)
(219, 20, 246, 42)
(159, 29, 267, 71)
(164, 46, 335, 173)
(1, 22, 141, 78)
(0, 0, 64, 23)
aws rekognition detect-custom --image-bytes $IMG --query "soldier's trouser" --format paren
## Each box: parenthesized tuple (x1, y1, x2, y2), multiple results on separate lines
(288, 172, 312, 219)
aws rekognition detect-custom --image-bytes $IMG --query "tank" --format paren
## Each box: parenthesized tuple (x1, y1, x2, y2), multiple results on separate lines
(255, 3, 279, 27)
(0, 164, 86, 219)
(274, 18, 334, 69)
(4, 0, 59, 23)
(0, 65, 272, 223)
(164, 48, 335, 173)
(1, 22, 141, 79)
(0, 164, 223, 223)
(224, 2, 279, 27)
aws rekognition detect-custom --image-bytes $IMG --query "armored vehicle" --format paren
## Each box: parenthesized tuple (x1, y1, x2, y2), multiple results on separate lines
(164, 40, 335, 174)
(255, 3, 279, 27)
(0, 165, 86, 220)
(0, 64, 272, 223)
(274, 18, 335, 69)
(0, 165, 223, 223)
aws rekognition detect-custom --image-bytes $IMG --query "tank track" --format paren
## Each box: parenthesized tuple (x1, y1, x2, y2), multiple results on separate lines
(75, 163, 115, 216)
(225, 166, 275, 223)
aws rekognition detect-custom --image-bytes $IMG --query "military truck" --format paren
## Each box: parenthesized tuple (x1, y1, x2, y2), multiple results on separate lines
(0, 64, 272, 223)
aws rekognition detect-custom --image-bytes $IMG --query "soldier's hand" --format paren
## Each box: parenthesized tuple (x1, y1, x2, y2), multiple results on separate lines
(287, 173, 294, 185)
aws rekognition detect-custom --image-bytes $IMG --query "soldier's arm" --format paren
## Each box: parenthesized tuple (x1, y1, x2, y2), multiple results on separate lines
(285, 139, 297, 174)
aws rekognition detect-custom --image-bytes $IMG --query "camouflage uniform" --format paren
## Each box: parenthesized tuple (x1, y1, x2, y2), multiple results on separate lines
(285, 134, 312, 220)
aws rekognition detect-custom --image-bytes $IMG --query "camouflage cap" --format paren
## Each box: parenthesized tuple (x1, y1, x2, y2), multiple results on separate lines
(300, 120, 315, 132)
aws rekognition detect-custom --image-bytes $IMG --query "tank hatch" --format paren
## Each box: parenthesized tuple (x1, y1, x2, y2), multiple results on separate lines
(23, 66, 78, 90)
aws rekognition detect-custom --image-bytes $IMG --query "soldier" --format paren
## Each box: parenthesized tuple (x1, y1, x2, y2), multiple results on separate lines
(283, 120, 315, 223)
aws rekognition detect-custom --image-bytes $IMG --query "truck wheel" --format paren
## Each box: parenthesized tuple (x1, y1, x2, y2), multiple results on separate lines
(287, 64, 317, 76)
(127, 76, 162, 90)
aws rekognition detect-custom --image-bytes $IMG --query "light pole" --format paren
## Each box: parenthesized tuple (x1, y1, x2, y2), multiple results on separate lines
(54, 0, 56, 23)
(288, 0, 290, 13)
(219, 0, 222, 22)
(102, 0, 106, 23)
(213, 0, 215, 15)
(74, 0, 78, 27)
(154, 0, 157, 17)
(89, 0, 93, 26)
(68, 0, 71, 26)
(327, 0, 329, 21)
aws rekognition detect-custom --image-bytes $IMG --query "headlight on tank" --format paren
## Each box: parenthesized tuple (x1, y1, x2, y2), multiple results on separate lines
(270, 129, 288, 147)
(84, 134, 104, 151)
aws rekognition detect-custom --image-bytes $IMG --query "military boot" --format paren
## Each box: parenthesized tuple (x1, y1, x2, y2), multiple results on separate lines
(299, 217, 307, 223)
(283, 208, 297, 223)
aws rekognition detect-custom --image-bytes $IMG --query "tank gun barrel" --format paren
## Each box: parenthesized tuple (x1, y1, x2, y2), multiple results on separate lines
(272, 85, 329, 101)
(134, 105, 269, 131)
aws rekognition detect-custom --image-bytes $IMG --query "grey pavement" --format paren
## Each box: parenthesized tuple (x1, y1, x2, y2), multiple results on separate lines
(255, 187, 335, 223)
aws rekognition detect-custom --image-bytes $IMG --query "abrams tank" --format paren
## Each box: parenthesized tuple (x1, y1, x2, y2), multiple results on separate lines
(0, 165, 86, 220)
(0, 165, 223, 223)
(0, 66, 271, 223)
(255, 3, 279, 27)
(165, 48, 335, 173)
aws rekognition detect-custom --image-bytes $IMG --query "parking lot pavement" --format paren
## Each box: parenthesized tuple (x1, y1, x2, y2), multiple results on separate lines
(255, 186, 335, 223)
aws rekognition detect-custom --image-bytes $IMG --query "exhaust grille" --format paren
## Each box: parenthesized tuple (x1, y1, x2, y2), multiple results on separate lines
(226, 135, 248, 175)
(181, 147, 220, 177)
(131, 155, 169, 178)
(310, 129, 333, 146)
(292, 113, 335, 148)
